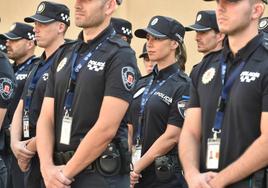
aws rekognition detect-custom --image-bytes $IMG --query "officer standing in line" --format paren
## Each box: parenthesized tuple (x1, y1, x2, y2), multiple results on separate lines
(36, 0, 138, 187)
(129, 15, 190, 188)
(0, 51, 16, 188)
(0, 22, 37, 188)
(10, 1, 70, 187)
(0, 38, 7, 54)
(111, 17, 133, 44)
(179, 0, 268, 187)
(185, 10, 224, 57)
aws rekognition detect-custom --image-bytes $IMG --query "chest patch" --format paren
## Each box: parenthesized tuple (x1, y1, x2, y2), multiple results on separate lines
(202, 67, 216, 85)
(42, 73, 49, 81)
(154, 91, 172, 105)
(133, 87, 145, 99)
(87, 60, 105, 72)
(240, 71, 260, 83)
(16, 74, 28, 81)
(57, 57, 67, 72)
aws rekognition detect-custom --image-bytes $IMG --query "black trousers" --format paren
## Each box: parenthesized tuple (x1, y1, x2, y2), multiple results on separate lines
(24, 156, 42, 188)
(70, 170, 129, 188)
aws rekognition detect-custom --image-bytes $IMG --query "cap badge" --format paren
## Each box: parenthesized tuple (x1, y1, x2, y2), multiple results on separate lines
(37, 3, 45, 13)
(202, 67, 216, 84)
(9, 24, 16, 32)
(27, 32, 35, 40)
(151, 18, 158, 26)
(259, 19, 268, 30)
(196, 14, 202, 22)
(61, 13, 69, 22)
(121, 27, 132, 35)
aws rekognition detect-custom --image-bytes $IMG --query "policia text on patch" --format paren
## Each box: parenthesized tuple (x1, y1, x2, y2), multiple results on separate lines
(54, 139, 131, 176)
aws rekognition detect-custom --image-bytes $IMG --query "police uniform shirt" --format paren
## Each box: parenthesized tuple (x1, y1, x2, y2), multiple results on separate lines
(45, 25, 138, 152)
(129, 63, 190, 172)
(21, 52, 58, 139)
(189, 33, 268, 187)
(2, 56, 38, 129)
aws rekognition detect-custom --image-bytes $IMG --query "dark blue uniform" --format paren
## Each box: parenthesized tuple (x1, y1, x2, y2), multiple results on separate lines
(45, 25, 139, 188)
(189, 33, 268, 188)
(0, 52, 16, 188)
(129, 63, 190, 188)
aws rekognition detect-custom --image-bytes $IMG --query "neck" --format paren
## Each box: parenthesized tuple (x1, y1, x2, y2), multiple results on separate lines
(228, 24, 258, 55)
(83, 19, 110, 42)
(156, 54, 176, 71)
(15, 53, 34, 66)
(45, 37, 65, 59)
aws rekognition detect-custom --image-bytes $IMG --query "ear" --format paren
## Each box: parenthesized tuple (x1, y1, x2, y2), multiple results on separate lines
(104, 0, 116, 16)
(171, 40, 179, 50)
(26, 40, 35, 50)
(252, 3, 265, 20)
(58, 22, 66, 34)
(216, 32, 225, 43)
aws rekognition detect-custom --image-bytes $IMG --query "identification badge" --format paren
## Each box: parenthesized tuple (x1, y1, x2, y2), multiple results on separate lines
(60, 115, 72, 145)
(132, 145, 142, 165)
(23, 115, 30, 138)
(206, 138, 221, 169)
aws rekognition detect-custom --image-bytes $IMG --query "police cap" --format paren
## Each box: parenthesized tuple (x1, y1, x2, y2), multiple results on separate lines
(0, 22, 35, 41)
(259, 17, 268, 33)
(116, 0, 123, 5)
(135, 15, 185, 43)
(111, 17, 133, 39)
(24, 1, 70, 26)
(139, 43, 148, 58)
(185, 10, 219, 32)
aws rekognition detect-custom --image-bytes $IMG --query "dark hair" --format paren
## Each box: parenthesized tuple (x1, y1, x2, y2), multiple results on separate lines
(175, 42, 187, 71)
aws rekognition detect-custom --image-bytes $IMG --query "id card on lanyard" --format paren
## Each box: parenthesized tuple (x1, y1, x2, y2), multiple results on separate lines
(60, 114, 73, 145)
(206, 55, 246, 169)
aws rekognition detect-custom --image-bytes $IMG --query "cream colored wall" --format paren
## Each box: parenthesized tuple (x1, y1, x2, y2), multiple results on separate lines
(0, 0, 267, 75)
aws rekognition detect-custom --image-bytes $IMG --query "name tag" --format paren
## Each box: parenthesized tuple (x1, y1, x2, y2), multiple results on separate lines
(132, 145, 142, 165)
(206, 138, 221, 169)
(60, 115, 72, 145)
(23, 115, 30, 138)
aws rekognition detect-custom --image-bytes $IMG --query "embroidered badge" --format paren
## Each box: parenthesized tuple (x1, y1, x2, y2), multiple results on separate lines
(177, 98, 189, 119)
(121, 66, 136, 91)
(0, 78, 14, 100)
(42, 73, 49, 81)
(202, 67, 216, 84)
(240, 71, 260, 83)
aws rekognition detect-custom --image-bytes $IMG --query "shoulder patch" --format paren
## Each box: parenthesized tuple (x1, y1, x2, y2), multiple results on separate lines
(177, 96, 190, 119)
(0, 77, 15, 100)
(121, 66, 136, 91)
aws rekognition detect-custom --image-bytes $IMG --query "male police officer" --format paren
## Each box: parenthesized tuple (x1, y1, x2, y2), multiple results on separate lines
(10, 1, 70, 187)
(180, 0, 268, 187)
(0, 51, 16, 188)
(36, 0, 138, 187)
(111, 17, 133, 44)
(1, 22, 37, 188)
(185, 10, 224, 56)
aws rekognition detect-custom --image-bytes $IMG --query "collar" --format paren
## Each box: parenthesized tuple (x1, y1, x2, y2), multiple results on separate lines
(222, 33, 263, 63)
(152, 63, 180, 80)
(13, 55, 36, 70)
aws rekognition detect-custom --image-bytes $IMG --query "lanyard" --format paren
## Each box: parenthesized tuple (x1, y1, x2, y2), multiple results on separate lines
(14, 56, 37, 76)
(63, 32, 115, 113)
(24, 57, 55, 113)
(212, 55, 246, 136)
(136, 70, 180, 145)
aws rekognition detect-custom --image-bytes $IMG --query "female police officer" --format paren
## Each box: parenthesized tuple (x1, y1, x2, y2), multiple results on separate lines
(129, 15, 190, 188)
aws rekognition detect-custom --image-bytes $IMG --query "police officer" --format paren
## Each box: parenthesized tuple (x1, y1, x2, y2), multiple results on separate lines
(111, 17, 133, 44)
(0, 38, 7, 54)
(0, 22, 37, 188)
(36, 0, 138, 187)
(129, 15, 190, 188)
(0, 51, 16, 188)
(185, 10, 224, 56)
(10, 1, 70, 187)
(179, 0, 268, 187)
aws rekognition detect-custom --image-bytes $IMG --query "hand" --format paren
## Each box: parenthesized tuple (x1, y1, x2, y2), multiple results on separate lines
(130, 171, 142, 188)
(41, 164, 72, 188)
(186, 171, 217, 188)
(11, 139, 35, 161)
(17, 158, 31, 172)
(208, 175, 225, 188)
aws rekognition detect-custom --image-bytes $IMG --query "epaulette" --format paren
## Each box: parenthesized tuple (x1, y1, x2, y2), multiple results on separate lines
(177, 71, 191, 82)
(262, 35, 268, 51)
(108, 35, 129, 48)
